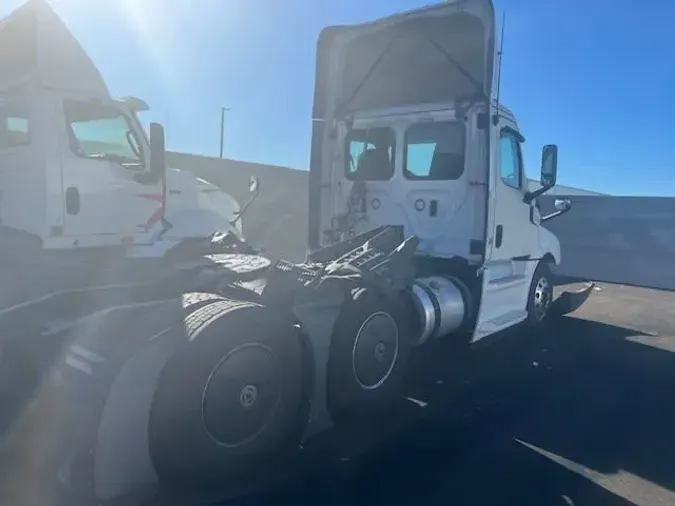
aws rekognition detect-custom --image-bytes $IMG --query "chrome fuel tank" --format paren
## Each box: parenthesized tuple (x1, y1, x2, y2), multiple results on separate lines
(410, 276, 472, 346)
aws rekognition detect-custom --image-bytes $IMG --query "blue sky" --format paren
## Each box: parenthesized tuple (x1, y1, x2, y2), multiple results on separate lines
(4, 0, 675, 195)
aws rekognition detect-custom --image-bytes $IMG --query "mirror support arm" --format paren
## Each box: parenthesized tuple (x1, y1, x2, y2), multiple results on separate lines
(230, 177, 260, 227)
(230, 197, 256, 227)
(523, 183, 553, 204)
(230, 176, 260, 227)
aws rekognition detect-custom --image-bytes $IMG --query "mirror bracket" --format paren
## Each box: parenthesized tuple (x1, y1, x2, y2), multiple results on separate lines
(230, 176, 260, 227)
(523, 185, 552, 205)
(541, 206, 571, 222)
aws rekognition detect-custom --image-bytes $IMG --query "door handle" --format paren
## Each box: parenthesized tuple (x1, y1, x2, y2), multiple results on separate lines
(495, 225, 503, 248)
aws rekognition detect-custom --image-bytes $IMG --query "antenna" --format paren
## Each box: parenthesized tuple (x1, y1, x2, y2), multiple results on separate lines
(493, 12, 506, 124)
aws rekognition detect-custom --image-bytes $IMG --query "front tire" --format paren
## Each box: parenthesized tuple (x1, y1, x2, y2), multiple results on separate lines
(525, 261, 554, 327)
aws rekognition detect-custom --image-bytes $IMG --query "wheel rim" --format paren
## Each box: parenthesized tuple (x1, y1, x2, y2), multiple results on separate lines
(351, 312, 399, 390)
(201, 343, 282, 448)
(533, 275, 553, 321)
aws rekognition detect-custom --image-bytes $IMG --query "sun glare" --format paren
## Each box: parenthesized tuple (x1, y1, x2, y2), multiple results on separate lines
(116, 0, 165, 64)
(112, 0, 196, 82)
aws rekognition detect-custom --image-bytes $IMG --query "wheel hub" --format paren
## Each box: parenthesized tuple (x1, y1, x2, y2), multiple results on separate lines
(239, 384, 258, 408)
(374, 342, 386, 361)
(201, 343, 282, 447)
(352, 312, 399, 390)
(533, 276, 552, 320)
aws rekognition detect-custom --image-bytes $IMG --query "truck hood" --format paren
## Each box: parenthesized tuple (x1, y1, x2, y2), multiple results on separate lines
(166, 168, 243, 234)
(312, 0, 496, 118)
(191, 174, 240, 210)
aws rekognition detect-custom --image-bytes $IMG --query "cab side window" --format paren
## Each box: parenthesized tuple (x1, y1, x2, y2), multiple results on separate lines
(499, 130, 523, 190)
(0, 102, 31, 149)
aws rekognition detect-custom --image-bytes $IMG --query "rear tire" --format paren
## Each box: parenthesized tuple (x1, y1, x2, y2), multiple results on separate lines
(326, 288, 412, 424)
(149, 299, 305, 487)
(525, 261, 554, 327)
(181, 292, 226, 313)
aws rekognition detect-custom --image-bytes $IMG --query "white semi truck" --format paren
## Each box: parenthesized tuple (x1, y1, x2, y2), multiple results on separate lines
(0, 0, 247, 263)
(0, 1, 593, 505)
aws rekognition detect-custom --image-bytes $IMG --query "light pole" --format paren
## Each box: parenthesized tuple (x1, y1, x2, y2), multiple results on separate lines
(219, 106, 231, 158)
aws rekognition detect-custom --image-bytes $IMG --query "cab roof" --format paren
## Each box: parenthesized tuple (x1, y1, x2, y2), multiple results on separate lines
(0, 0, 109, 97)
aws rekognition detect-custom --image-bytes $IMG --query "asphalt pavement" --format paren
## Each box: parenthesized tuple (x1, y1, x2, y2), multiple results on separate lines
(220, 282, 675, 506)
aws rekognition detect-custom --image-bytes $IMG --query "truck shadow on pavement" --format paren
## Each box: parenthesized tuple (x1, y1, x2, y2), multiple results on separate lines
(230, 315, 675, 506)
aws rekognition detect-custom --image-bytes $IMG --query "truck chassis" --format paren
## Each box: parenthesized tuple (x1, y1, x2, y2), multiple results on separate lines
(0, 226, 592, 506)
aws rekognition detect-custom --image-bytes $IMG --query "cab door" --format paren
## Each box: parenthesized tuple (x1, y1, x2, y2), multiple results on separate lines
(57, 98, 161, 242)
(472, 121, 540, 342)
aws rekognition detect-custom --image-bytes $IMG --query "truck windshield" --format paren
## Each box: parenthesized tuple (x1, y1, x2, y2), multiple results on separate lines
(64, 100, 143, 167)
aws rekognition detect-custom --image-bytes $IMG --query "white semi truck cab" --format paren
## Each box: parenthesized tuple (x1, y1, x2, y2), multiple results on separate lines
(308, 0, 575, 342)
(0, 0, 243, 259)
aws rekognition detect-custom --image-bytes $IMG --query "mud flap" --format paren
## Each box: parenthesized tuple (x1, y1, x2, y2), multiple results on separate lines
(0, 299, 183, 506)
(292, 278, 350, 442)
(550, 282, 595, 316)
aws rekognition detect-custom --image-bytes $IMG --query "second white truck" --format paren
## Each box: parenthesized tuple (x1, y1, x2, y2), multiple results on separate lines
(0, 0, 248, 263)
